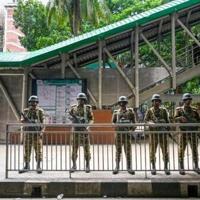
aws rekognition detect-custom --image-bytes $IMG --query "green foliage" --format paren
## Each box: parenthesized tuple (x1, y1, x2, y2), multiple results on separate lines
(14, 0, 72, 50)
(47, 0, 110, 35)
(106, 0, 163, 22)
(182, 77, 200, 94)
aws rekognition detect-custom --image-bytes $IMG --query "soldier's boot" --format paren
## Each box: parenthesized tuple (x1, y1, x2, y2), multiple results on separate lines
(85, 160, 90, 173)
(36, 161, 42, 174)
(19, 162, 30, 174)
(179, 161, 185, 175)
(193, 161, 200, 174)
(151, 162, 156, 175)
(127, 161, 135, 175)
(164, 161, 170, 175)
(113, 161, 120, 175)
(70, 161, 77, 173)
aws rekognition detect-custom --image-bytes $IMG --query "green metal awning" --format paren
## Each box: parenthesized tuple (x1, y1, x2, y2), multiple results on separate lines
(0, 0, 200, 67)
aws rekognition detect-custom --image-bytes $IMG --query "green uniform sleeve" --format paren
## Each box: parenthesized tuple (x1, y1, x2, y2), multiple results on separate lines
(144, 109, 151, 123)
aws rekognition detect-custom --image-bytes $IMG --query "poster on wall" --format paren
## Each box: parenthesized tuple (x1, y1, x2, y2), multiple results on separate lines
(33, 79, 86, 124)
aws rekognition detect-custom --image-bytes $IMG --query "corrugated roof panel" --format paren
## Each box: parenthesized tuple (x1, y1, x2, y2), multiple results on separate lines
(0, 0, 200, 67)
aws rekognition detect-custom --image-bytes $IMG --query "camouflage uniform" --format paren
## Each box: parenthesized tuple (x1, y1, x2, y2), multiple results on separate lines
(70, 104, 94, 165)
(144, 107, 170, 164)
(112, 107, 136, 172)
(22, 107, 44, 162)
(174, 106, 200, 170)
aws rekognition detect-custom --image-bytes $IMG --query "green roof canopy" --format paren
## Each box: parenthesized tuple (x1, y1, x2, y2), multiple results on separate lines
(0, 0, 200, 67)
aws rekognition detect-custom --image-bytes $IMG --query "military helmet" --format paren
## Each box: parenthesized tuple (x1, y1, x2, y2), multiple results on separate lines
(182, 93, 192, 101)
(76, 92, 87, 101)
(151, 94, 161, 102)
(28, 95, 39, 103)
(118, 96, 128, 103)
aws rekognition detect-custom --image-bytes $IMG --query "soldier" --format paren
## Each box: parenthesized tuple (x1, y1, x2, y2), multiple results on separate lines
(174, 93, 200, 175)
(19, 95, 45, 174)
(69, 92, 94, 173)
(144, 94, 170, 175)
(112, 96, 136, 175)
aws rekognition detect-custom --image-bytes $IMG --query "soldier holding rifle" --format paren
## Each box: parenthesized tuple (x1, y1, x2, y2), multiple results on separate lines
(69, 93, 94, 173)
(112, 96, 136, 175)
(174, 93, 200, 175)
(144, 94, 170, 175)
(19, 95, 45, 174)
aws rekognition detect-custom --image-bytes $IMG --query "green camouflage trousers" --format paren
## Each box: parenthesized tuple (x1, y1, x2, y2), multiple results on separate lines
(71, 130, 91, 162)
(149, 133, 169, 163)
(24, 133, 42, 162)
(178, 132, 199, 163)
(115, 132, 132, 164)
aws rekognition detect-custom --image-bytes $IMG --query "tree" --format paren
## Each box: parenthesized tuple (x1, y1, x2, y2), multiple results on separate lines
(14, 0, 72, 50)
(106, 0, 163, 22)
(47, 0, 110, 35)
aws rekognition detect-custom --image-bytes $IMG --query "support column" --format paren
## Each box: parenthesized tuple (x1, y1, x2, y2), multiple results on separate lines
(98, 41, 103, 109)
(61, 54, 66, 79)
(134, 27, 139, 108)
(171, 13, 176, 90)
(21, 68, 28, 111)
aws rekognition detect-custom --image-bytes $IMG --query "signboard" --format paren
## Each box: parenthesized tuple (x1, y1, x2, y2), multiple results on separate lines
(34, 79, 86, 124)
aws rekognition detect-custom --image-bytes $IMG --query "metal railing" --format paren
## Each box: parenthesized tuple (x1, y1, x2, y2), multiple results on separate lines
(5, 123, 200, 178)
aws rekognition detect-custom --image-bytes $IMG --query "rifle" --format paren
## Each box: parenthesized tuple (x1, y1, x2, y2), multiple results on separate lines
(150, 117, 178, 144)
(68, 113, 86, 124)
(179, 109, 199, 131)
(21, 112, 42, 133)
(67, 110, 88, 132)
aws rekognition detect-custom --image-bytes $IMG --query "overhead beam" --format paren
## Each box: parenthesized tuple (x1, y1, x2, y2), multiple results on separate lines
(0, 78, 20, 120)
(67, 61, 98, 107)
(104, 48, 136, 95)
(141, 33, 172, 76)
